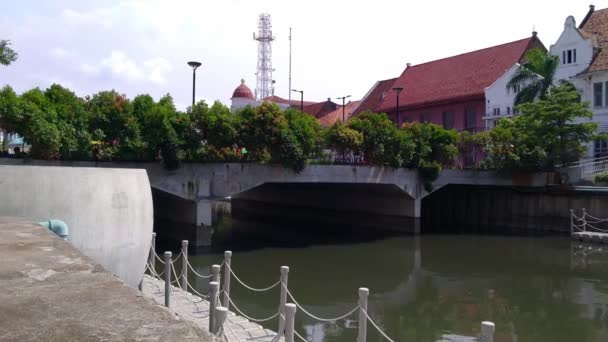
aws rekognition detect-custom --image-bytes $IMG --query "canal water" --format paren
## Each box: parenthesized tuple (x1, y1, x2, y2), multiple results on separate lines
(180, 217, 608, 342)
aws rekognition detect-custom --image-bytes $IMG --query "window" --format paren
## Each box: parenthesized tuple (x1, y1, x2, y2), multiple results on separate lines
(594, 82, 603, 107)
(512, 85, 520, 93)
(605, 82, 608, 106)
(420, 112, 431, 123)
(465, 108, 476, 129)
(507, 106, 511, 115)
(493, 107, 500, 116)
(595, 140, 608, 158)
(563, 49, 577, 64)
(442, 111, 454, 129)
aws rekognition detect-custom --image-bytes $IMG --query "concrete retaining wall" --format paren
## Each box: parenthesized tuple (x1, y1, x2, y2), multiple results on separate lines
(0, 165, 153, 287)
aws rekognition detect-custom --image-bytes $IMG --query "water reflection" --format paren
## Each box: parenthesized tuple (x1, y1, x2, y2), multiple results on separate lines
(184, 218, 608, 342)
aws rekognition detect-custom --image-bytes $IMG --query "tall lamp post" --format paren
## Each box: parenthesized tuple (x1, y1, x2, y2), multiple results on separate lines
(392, 87, 403, 126)
(291, 89, 304, 112)
(187, 61, 202, 107)
(337, 95, 351, 122)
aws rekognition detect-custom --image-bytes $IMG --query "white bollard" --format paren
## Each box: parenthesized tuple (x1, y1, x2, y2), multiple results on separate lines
(211, 264, 221, 284)
(209, 281, 219, 333)
(570, 209, 574, 234)
(223, 251, 232, 309)
(181, 240, 189, 291)
(284, 303, 296, 342)
(481, 321, 495, 342)
(278, 266, 290, 335)
(214, 306, 229, 336)
(582, 208, 587, 231)
(358, 287, 369, 342)
(164, 251, 172, 308)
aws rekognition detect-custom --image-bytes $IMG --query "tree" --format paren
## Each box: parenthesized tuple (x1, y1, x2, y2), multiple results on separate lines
(0, 86, 22, 152)
(325, 122, 363, 158)
(0, 40, 17, 66)
(348, 111, 405, 167)
(506, 48, 559, 105)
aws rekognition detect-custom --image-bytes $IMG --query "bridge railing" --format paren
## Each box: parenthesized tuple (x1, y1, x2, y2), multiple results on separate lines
(144, 236, 498, 342)
(565, 156, 608, 180)
(570, 209, 608, 234)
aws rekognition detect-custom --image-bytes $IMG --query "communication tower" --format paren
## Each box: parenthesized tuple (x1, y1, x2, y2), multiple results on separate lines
(253, 14, 275, 100)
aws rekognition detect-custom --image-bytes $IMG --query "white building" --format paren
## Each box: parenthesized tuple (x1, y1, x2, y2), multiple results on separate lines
(483, 63, 526, 129)
(550, 5, 608, 158)
(230, 79, 293, 113)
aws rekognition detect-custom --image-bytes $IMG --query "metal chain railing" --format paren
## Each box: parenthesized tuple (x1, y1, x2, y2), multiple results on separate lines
(361, 308, 396, 342)
(228, 264, 281, 292)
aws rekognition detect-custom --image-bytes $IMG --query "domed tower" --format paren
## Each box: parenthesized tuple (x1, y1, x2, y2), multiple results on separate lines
(230, 79, 256, 112)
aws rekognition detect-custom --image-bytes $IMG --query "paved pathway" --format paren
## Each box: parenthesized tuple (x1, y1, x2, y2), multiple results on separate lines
(142, 275, 281, 342)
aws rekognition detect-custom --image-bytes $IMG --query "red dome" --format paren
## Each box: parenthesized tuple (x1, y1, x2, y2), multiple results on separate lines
(232, 79, 255, 100)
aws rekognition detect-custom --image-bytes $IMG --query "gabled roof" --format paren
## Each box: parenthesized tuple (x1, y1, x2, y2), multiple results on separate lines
(377, 36, 543, 112)
(263, 95, 315, 107)
(351, 78, 397, 117)
(579, 7, 608, 72)
(318, 101, 362, 126)
(302, 99, 338, 118)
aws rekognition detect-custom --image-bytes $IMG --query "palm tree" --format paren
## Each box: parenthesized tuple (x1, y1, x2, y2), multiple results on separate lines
(506, 48, 559, 105)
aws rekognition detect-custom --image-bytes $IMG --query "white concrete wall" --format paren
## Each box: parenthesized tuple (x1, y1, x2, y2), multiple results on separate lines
(230, 97, 255, 113)
(0, 165, 153, 288)
(550, 16, 595, 82)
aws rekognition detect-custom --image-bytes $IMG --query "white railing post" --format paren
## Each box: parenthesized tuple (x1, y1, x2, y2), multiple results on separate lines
(278, 266, 290, 335)
(582, 208, 587, 232)
(164, 251, 172, 308)
(214, 306, 229, 337)
(209, 281, 219, 333)
(570, 209, 575, 233)
(223, 251, 232, 309)
(181, 240, 188, 291)
(150, 232, 156, 269)
(211, 264, 221, 284)
(285, 303, 296, 342)
(358, 287, 369, 342)
(481, 321, 495, 342)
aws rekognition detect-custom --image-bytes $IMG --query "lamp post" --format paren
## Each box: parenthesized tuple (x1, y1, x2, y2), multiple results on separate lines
(291, 89, 304, 112)
(187, 61, 202, 107)
(392, 87, 403, 126)
(337, 95, 352, 122)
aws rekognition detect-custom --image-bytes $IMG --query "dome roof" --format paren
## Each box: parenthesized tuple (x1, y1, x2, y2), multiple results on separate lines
(232, 79, 255, 100)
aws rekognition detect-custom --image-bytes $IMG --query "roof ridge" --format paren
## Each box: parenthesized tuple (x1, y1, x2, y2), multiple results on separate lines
(405, 37, 532, 69)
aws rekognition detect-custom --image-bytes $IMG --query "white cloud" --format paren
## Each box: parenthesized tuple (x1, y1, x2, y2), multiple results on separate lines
(80, 50, 172, 85)
(49, 47, 72, 59)
(61, 7, 113, 29)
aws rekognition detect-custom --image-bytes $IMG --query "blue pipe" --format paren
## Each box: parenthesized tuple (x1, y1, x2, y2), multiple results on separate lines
(38, 219, 69, 240)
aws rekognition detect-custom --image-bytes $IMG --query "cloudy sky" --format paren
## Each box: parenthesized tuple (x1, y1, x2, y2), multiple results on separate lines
(1, 0, 605, 110)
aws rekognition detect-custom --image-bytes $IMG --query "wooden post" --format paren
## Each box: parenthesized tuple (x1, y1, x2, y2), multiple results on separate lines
(223, 251, 232, 309)
(285, 303, 296, 342)
(211, 264, 221, 284)
(582, 208, 587, 232)
(278, 266, 289, 335)
(209, 281, 219, 333)
(181, 240, 188, 291)
(150, 232, 156, 269)
(358, 287, 369, 342)
(164, 251, 172, 308)
(481, 321, 495, 342)
(214, 306, 229, 336)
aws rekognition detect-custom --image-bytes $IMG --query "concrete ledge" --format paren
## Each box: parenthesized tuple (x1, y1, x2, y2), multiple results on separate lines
(0, 218, 215, 341)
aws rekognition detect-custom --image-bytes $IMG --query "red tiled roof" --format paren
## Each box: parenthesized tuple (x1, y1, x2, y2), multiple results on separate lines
(378, 36, 542, 112)
(302, 99, 338, 118)
(318, 101, 362, 126)
(263, 95, 315, 107)
(351, 78, 397, 117)
(580, 7, 608, 72)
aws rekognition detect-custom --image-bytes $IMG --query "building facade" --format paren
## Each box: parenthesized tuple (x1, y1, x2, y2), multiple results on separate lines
(550, 5, 608, 158)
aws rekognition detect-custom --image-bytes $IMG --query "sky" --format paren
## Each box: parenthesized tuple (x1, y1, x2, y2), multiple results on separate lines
(1, 0, 606, 110)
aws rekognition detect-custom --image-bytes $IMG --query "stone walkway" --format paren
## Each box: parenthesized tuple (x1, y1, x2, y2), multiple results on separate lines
(142, 275, 281, 342)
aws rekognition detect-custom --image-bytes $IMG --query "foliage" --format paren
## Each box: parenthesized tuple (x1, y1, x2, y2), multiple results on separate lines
(324, 122, 363, 156)
(482, 83, 597, 170)
(0, 40, 17, 66)
(595, 172, 608, 184)
(348, 111, 405, 167)
(506, 48, 559, 105)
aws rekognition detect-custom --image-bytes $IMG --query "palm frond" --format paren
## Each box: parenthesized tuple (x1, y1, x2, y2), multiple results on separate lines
(514, 82, 542, 106)
(506, 68, 540, 90)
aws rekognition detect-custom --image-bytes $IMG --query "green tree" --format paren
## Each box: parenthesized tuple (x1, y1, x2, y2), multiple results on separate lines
(348, 111, 405, 167)
(506, 48, 559, 105)
(236, 102, 287, 162)
(0, 86, 22, 152)
(325, 122, 364, 157)
(0, 40, 17, 66)
(18, 88, 62, 159)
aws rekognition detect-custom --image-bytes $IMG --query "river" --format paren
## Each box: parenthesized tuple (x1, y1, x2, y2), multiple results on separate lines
(175, 216, 608, 342)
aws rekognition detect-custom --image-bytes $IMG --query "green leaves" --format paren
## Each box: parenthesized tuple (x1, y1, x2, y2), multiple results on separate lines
(507, 48, 559, 105)
(0, 40, 17, 66)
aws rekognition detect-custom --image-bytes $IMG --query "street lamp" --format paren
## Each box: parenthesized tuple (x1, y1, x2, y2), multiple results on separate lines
(392, 87, 403, 126)
(336, 95, 352, 122)
(291, 89, 304, 112)
(187, 61, 202, 107)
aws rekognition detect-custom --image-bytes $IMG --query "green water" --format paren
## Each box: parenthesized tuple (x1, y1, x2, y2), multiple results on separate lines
(183, 224, 608, 342)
